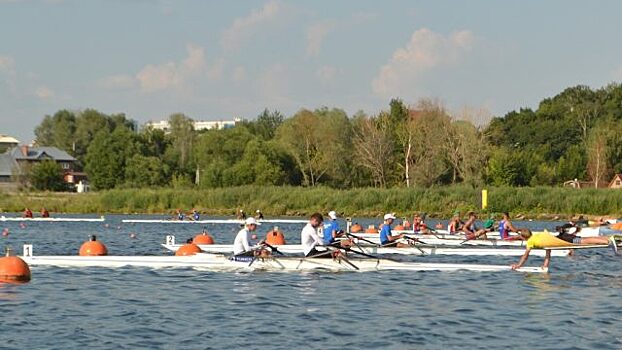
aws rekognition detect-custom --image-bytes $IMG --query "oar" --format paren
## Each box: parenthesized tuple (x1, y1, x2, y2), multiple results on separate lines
(261, 241, 285, 256)
(345, 232, 380, 246)
(323, 246, 359, 270)
(398, 235, 428, 255)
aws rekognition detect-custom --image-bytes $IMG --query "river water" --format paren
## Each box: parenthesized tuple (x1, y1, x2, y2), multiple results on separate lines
(1, 215, 621, 349)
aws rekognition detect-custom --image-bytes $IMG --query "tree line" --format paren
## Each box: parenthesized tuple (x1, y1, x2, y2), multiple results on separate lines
(29, 82, 622, 191)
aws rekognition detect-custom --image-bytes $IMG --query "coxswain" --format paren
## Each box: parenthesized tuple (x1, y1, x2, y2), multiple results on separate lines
(191, 209, 200, 221)
(255, 210, 264, 220)
(301, 212, 328, 257)
(23, 208, 33, 218)
(379, 213, 409, 247)
(233, 217, 267, 257)
(41, 207, 50, 218)
(511, 228, 618, 269)
(498, 212, 519, 239)
(322, 211, 351, 248)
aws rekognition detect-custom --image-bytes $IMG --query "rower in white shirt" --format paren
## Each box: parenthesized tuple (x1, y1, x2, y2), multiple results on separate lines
(233, 217, 262, 257)
(301, 212, 330, 257)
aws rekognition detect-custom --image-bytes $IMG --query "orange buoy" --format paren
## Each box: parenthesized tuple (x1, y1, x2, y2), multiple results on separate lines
(193, 232, 215, 245)
(265, 229, 286, 245)
(394, 225, 405, 231)
(611, 222, 622, 231)
(175, 243, 201, 256)
(79, 235, 108, 256)
(351, 224, 363, 233)
(365, 225, 378, 234)
(0, 249, 31, 283)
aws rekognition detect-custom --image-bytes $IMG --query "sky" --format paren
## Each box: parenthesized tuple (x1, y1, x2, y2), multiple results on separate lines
(1, 0, 622, 143)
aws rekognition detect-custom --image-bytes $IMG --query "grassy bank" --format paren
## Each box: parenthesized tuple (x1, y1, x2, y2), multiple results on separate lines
(1, 185, 621, 219)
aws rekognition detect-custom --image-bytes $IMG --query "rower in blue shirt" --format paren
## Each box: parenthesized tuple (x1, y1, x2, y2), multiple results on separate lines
(323, 211, 340, 245)
(176, 209, 185, 221)
(379, 213, 408, 247)
(192, 209, 200, 221)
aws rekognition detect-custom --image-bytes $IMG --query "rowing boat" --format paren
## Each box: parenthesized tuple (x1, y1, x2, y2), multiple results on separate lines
(121, 218, 308, 224)
(161, 243, 570, 257)
(0, 216, 106, 222)
(389, 227, 601, 238)
(160, 235, 570, 257)
(20, 245, 546, 273)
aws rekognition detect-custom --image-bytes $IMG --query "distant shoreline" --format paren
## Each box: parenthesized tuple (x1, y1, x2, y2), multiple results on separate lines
(0, 185, 620, 220)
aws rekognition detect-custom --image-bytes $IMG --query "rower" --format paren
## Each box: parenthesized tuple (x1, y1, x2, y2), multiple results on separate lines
(191, 209, 200, 221)
(323, 211, 351, 248)
(237, 209, 247, 220)
(175, 209, 185, 221)
(40, 207, 49, 218)
(499, 212, 519, 239)
(511, 228, 618, 270)
(447, 211, 463, 234)
(460, 212, 489, 240)
(255, 210, 264, 220)
(233, 217, 266, 257)
(379, 213, 408, 247)
(412, 213, 429, 234)
(301, 212, 328, 257)
(23, 208, 33, 218)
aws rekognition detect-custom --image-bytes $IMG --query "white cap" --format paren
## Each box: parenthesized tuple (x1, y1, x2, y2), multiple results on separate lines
(256, 209, 261, 213)
(384, 213, 396, 220)
(328, 211, 337, 220)
(245, 217, 261, 226)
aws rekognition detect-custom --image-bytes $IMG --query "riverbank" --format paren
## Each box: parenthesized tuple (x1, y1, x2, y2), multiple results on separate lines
(1, 185, 621, 219)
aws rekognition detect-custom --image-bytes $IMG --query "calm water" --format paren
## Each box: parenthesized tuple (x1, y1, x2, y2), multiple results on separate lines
(1, 215, 621, 349)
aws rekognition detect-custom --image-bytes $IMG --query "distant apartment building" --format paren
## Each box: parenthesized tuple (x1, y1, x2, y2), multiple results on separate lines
(144, 118, 241, 133)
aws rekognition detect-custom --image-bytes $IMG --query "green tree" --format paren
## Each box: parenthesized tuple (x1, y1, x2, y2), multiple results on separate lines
(29, 160, 66, 191)
(124, 154, 170, 187)
(85, 127, 137, 190)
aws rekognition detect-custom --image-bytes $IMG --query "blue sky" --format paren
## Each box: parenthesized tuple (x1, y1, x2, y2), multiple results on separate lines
(1, 0, 622, 143)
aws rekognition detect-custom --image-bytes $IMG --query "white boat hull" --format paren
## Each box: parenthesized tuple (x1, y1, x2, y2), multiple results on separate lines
(21, 253, 546, 273)
(0, 216, 105, 222)
(122, 218, 307, 224)
(160, 243, 569, 257)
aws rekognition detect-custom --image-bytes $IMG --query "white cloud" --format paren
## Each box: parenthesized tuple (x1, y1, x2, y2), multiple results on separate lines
(316, 65, 339, 84)
(221, 0, 281, 51)
(0, 55, 14, 72)
(306, 21, 333, 57)
(35, 86, 54, 99)
(612, 66, 622, 81)
(233, 66, 246, 82)
(135, 43, 214, 93)
(372, 28, 475, 97)
(98, 74, 136, 89)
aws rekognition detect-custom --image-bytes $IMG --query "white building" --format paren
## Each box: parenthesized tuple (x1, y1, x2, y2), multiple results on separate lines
(145, 118, 241, 133)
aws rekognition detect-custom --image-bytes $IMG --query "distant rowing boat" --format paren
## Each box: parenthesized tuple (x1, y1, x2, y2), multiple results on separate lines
(391, 227, 601, 238)
(121, 218, 308, 224)
(20, 245, 546, 273)
(0, 216, 105, 222)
